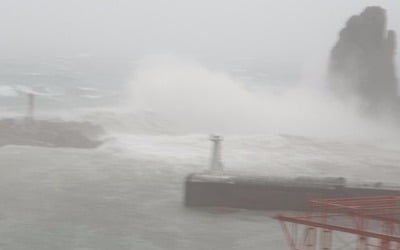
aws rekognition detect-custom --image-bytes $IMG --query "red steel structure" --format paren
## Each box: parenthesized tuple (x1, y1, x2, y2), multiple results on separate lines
(275, 196, 400, 250)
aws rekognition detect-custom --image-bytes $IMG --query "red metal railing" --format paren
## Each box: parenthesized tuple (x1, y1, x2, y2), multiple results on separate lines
(275, 196, 400, 250)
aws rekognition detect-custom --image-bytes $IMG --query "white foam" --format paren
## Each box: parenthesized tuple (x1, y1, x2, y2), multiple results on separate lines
(0, 85, 18, 97)
(99, 132, 400, 182)
(126, 55, 400, 141)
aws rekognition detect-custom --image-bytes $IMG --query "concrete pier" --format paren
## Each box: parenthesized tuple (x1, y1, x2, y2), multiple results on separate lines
(184, 173, 400, 210)
(185, 136, 400, 211)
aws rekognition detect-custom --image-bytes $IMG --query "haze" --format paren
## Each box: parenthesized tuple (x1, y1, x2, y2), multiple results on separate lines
(1, 0, 399, 65)
(2, 2, 400, 249)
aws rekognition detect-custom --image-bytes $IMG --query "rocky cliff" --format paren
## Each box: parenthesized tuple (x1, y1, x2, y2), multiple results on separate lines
(329, 6, 398, 113)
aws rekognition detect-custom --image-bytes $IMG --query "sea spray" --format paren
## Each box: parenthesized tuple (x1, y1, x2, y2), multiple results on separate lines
(126, 55, 400, 141)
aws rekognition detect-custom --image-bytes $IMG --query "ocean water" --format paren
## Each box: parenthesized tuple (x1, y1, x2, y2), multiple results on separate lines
(1, 56, 400, 249)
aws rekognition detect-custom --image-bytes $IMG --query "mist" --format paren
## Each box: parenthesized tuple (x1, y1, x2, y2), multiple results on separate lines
(2, 1, 400, 249)
(129, 55, 400, 141)
(1, 0, 399, 140)
(1, 0, 399, 65)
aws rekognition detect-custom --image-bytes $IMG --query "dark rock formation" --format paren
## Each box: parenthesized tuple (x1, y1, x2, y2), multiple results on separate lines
(0, 118, 104, 148)
(329, 6, 398, 112)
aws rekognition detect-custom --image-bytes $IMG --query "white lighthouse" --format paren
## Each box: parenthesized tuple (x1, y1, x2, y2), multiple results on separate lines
(209, 135, 224, 175)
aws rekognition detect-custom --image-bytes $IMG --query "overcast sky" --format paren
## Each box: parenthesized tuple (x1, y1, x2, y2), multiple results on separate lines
(0, 0, 399, 63)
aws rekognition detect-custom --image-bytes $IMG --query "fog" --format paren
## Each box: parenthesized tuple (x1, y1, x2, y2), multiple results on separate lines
(1, 0, 399, 139)
(2, 2, 400, 249)
(129, 55, 400, 141)
(1, 0, 399, 64)
(2, 0, 399, 138)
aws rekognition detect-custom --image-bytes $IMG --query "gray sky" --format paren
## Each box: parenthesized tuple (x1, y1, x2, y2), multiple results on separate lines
(0, 0, 399, 62)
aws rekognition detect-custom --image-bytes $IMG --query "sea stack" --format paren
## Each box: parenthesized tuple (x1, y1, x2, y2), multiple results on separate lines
(329, 6, 398, 113)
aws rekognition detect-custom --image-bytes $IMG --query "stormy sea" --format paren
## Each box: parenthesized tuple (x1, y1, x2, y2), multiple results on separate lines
(0, 55, 399, 250)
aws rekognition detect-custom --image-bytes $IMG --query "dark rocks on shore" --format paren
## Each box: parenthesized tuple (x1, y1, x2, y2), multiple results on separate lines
(0, 118, 104, 148)
(329, 6, 398, 113)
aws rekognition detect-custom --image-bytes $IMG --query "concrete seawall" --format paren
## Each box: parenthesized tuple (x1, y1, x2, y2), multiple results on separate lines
(184, 173, 400, 210)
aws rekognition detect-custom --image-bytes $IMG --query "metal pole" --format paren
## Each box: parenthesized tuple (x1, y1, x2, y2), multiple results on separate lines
(27, 93, 35, 120)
